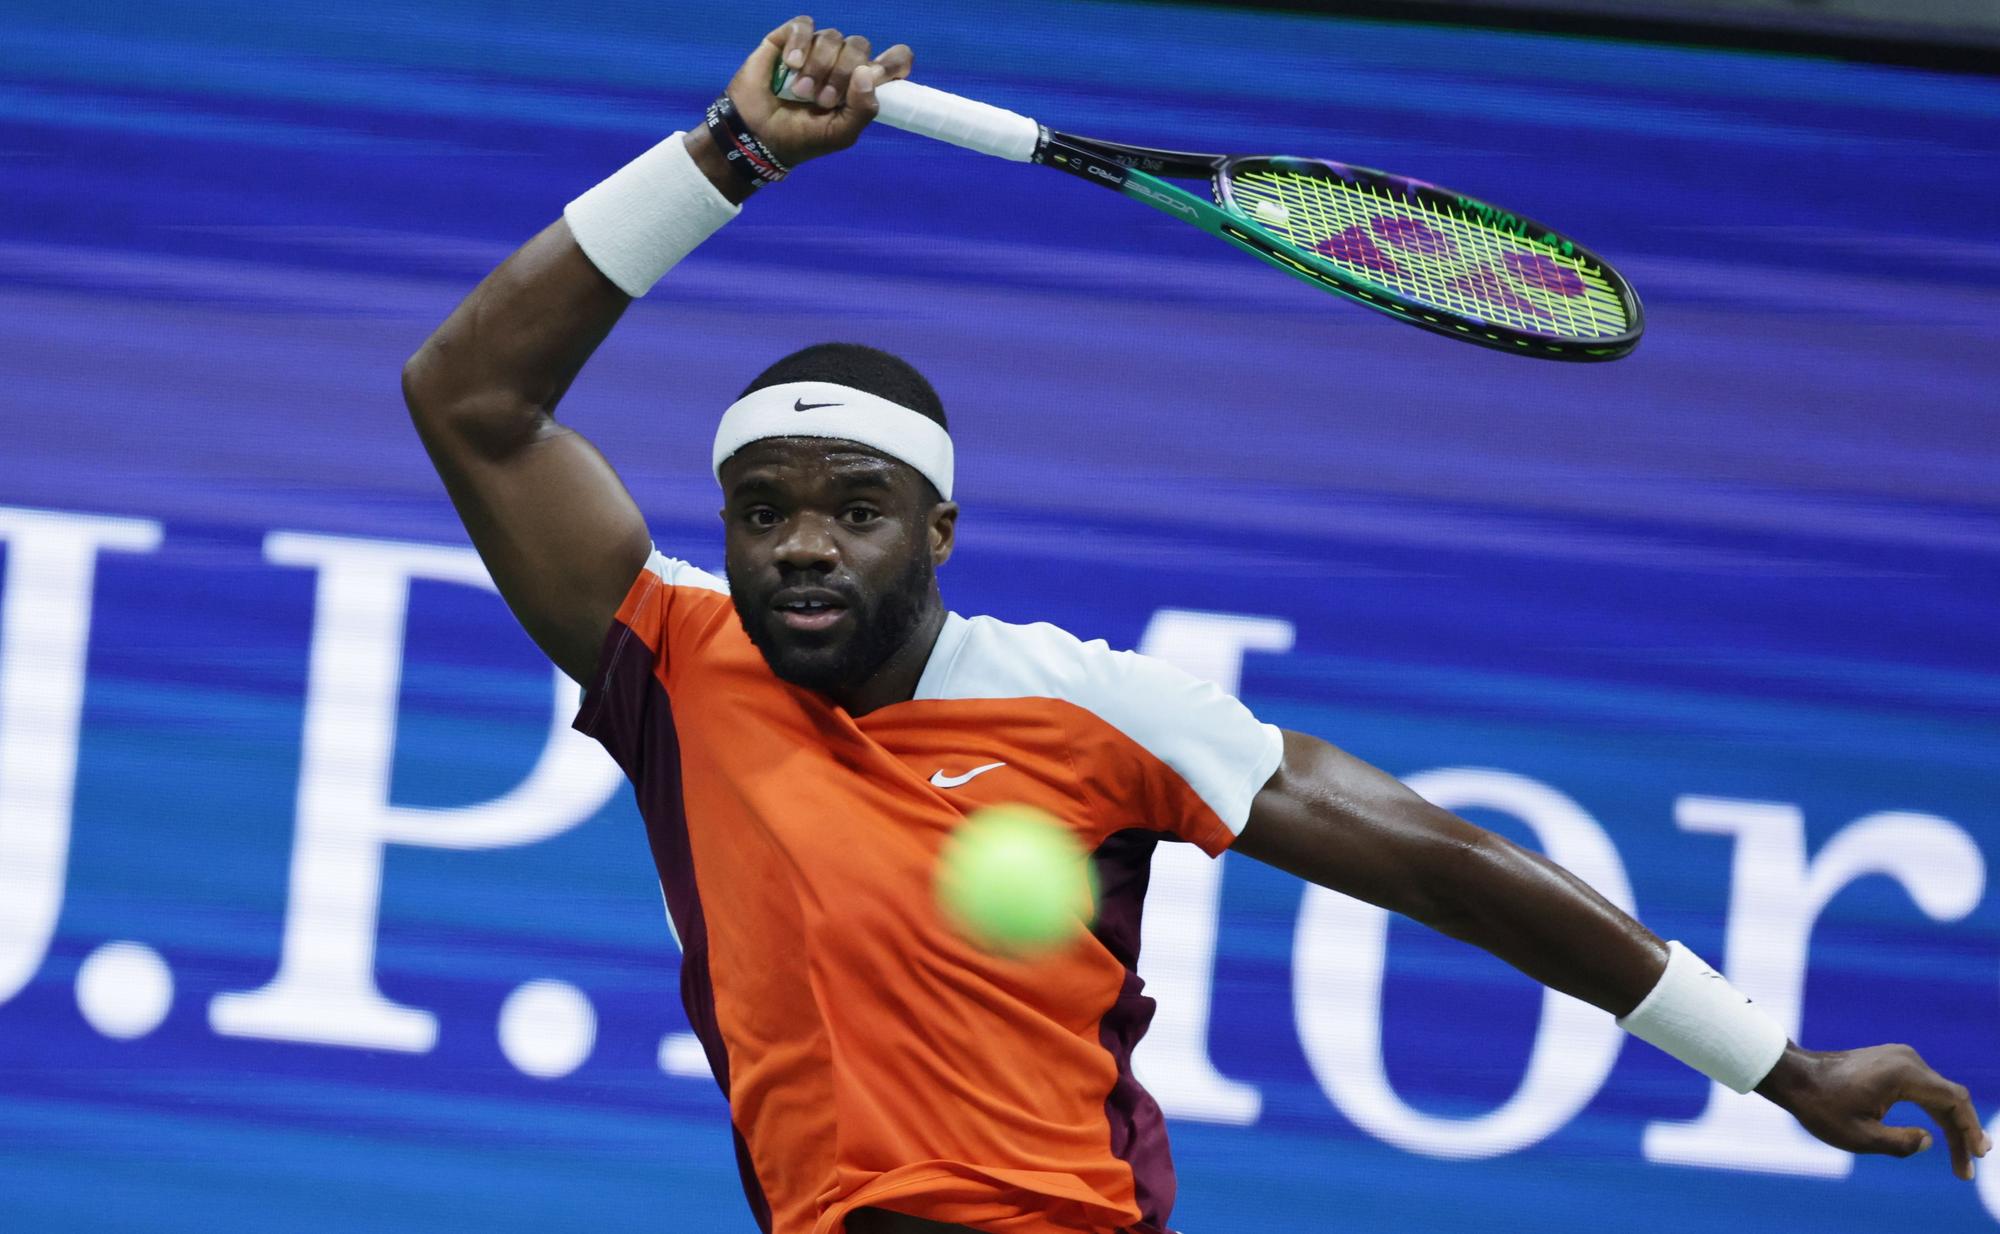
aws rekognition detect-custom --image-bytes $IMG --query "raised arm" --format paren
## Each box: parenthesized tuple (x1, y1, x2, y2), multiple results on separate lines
(400, 16, 910, 682)
(1236, 728, 1990, 1179)
(402, 218, 655, 683)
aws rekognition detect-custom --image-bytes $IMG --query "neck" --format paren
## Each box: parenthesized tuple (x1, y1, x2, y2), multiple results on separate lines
(830, 602, 947, 717)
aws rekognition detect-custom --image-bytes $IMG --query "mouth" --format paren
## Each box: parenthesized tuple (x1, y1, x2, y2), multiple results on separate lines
(772, 590, 852, 634)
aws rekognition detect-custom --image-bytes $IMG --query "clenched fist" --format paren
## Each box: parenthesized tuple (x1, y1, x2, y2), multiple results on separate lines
(690, 14, 912, 184)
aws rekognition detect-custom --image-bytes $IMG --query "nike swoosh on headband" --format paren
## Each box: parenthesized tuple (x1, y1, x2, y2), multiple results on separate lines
(929, 762, 1006, 788)
(793, 398, 843, 411)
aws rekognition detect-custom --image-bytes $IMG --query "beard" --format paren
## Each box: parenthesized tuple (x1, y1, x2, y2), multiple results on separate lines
(730, 542, 935, 695)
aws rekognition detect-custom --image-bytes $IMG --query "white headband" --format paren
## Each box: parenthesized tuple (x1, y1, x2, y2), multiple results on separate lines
(711, 381, 955, 500)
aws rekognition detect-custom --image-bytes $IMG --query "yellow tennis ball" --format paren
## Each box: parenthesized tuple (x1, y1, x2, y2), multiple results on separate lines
(1252, 200, 1290, 228)
(936, 804, 1098, 956)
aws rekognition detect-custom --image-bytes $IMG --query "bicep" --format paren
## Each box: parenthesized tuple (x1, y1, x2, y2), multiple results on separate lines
(1234, 728, 1492, 926)
(410, 406, 650, 684)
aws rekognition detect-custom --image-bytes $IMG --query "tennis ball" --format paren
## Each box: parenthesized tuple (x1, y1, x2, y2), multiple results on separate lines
(1253, 200, 1290, 227)
(936, 804, 1098, 956)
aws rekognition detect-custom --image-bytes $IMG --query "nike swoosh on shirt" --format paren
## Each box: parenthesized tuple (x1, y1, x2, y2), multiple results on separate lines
(929, 762, 1006, 788)
(793, 398, 842, 411)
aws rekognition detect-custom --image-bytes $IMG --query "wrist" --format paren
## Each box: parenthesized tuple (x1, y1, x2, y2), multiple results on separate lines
(1615, 940, 1790, 1094)
(562, 132, 740, 298)
(1754, 1044, 1816, 1106)
(683, 127, 755, 207)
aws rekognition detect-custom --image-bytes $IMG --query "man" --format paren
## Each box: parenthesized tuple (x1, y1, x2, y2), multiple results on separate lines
(401, 17, 1987, 1234)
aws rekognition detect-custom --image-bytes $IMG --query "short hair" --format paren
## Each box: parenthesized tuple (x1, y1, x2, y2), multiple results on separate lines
(739, 342, 948, 432)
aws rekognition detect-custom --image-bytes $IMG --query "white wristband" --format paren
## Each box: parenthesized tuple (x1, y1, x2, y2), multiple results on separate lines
(562, 133, 738, 298)
(1617, 940, 1788, 1094)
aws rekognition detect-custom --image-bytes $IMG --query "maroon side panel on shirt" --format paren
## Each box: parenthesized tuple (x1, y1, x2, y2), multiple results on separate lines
(1090, 829, 1179, 1230)
(574, 615, 775, 1233)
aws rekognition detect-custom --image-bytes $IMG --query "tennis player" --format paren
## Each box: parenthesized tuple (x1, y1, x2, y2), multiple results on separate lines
(402, 18, 1988, 1234)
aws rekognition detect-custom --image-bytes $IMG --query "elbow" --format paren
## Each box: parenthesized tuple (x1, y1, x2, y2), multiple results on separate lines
(401, 345, 442, 423)
(400, 352, 545, 457)
(401, 344, 485, 436)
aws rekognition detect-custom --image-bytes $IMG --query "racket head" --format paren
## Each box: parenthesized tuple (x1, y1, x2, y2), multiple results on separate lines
(1215, 157, 1643, 361)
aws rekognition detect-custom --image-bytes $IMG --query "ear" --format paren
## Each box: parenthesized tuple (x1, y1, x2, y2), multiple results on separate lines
(929, 501, 959, 567)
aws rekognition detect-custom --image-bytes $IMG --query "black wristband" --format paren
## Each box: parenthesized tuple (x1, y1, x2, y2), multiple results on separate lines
(704, 94, 790, 190)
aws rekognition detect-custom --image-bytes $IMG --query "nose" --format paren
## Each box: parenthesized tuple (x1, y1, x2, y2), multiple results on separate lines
(771, 511, 840, 571)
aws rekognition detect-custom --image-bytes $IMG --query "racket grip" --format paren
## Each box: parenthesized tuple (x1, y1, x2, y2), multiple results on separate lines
(771, 68, 1039, 162)
(872, 80, 1038, 162)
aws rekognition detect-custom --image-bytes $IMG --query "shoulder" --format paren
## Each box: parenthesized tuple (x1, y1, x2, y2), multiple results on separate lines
(603, 548, 731, 657)
(925, 613, 1283, 834)
(640, 548, 729, 596)
(924, 613, 1198, 712)
(925, 612, 1276, 765)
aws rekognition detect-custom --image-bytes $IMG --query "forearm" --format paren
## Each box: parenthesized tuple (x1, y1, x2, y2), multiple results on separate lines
(1245, 729, 1805, 1103)
(1426, 842, 1986, 1172)
(1240, 731, 1667, 1017)
(1421, 826, 1666, 1016)
(403, 129, 747, 445)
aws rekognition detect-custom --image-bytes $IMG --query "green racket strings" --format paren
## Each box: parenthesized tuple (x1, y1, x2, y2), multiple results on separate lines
(1228, 168, 1631, 340)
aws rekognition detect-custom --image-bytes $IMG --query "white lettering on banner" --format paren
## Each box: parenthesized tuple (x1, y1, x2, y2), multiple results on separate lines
(1295, 768, 1635, 1159)
(208, 532, 624, 1052)
(0, 507, 163, 1006)
(1132, 609, 1295, 1126)
(1645, 797, 1985, 1177)
(8, 501, 1992, 1215)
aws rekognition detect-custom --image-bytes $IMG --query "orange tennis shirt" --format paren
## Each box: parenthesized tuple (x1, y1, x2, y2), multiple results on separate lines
(575, 551, 1285, 1234)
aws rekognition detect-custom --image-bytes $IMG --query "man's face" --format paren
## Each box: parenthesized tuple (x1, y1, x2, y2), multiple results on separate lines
(719, 438, 955, 695)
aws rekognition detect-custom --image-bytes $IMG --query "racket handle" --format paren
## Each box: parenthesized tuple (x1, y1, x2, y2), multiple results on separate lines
(872, 79, 1039, 162)
(771, 67, 1038, 162)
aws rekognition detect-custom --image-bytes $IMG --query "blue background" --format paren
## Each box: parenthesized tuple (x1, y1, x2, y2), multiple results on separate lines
(3, 1, 1998, 1230)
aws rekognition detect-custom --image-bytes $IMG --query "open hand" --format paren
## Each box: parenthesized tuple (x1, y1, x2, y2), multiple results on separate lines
(1759, 1043, 1991, 1180)
(726, 16, 914, 168)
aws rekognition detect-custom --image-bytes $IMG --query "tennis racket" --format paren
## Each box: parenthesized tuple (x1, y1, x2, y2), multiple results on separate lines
(775, 69, 1643, 361)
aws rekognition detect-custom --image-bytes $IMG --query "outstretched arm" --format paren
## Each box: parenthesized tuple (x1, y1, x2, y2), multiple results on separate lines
(401, 16, 910, 682)
(1235, 728, 1990, 1179)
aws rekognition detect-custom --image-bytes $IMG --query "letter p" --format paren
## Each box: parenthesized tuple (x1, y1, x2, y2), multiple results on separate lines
(208, 533, 623, 1052)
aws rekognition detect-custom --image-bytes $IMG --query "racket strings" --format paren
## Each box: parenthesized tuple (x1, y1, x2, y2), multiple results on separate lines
(1227, 169, 1631, 340)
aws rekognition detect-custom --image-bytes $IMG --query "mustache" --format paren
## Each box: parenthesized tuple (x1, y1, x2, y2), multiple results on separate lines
(761, 579, 862, 607)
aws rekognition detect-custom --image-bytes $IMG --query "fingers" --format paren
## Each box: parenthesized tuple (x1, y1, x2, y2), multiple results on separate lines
(745, 16, 811, 103)
(757, 15, 809, 82)
(845, 61, 883, 121)
(795, 26, 848, 108)
(1891, 1045, 1988, 1181)
(736, 15, 903, 163)
(1858, 1120, 1934, 1159)
(820, 35, 872, 109)
(1915, 1079, 1986, 1181)
(765, 15, 812, 65)
(757, 18, 902, 105)
(873, 43, 914, 84)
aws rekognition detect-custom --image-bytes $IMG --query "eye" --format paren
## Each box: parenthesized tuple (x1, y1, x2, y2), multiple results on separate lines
(842, 505, 882, 525)
(743, 506, 781, 528)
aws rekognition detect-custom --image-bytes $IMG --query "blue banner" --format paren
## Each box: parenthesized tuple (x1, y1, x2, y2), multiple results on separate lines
(3, 1, 1997, 1230)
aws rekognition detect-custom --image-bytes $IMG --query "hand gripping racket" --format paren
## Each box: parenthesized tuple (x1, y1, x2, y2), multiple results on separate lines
(776, 70, 1643, 361)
